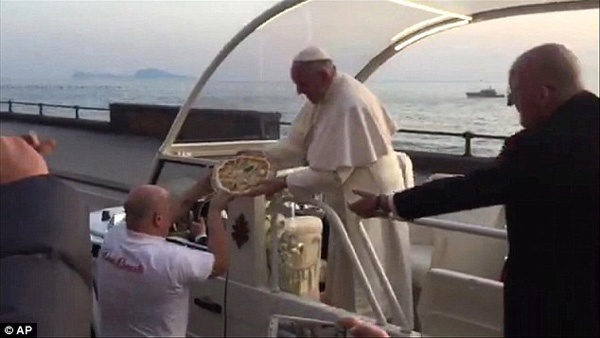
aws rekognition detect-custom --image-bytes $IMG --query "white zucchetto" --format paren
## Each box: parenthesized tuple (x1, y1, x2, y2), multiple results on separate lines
(293, 46, 332, 62)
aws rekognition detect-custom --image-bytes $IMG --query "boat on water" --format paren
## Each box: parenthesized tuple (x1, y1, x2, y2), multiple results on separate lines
(85, 0, 597, 336)
(466, 88, 505, 98)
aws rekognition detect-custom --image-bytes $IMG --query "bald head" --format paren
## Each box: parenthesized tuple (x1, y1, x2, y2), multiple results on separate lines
(508, 44, 585, 129)
(511, 43, 583, 94)
(124, 185, 174, 235)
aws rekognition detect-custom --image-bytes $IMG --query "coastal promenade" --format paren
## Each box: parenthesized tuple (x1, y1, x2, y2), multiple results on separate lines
(1, 117, 477, 211)
(1, 120, 161, 209)
(0, 121, 160, 186)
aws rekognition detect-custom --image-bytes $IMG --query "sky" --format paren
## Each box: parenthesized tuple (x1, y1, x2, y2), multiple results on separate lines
(0, 1, 598, 89)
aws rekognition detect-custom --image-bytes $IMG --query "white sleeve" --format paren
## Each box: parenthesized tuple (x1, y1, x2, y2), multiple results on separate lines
(175, 247, 215, 284)
(264, 139, 305, 170)
(286, 167, 352, 198)
(265, 103, 314, 170)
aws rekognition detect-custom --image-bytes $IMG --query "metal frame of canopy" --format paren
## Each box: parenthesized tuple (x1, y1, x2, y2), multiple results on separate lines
(356, 0, 600, 81)
(157, 0, 598, 155)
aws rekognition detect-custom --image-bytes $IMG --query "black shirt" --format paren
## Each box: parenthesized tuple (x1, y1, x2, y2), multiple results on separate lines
(392, 91, 599, 336)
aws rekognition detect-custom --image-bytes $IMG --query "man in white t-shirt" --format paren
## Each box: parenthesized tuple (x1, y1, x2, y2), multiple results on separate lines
(97, 177, 231, 337)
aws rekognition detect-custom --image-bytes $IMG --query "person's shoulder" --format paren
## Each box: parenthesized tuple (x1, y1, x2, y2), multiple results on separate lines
(0, 174, 62, 191)
(505, 129, 529, 146)
(163, 241, 215, 281)
(162, 240, 213, 260)
(101, 225, 127, 248)
(339, 73, 372, 96)
(572, 92, 599, 124)
(336, 88, 381, 112)
(572, 91, 599, 109)
(553, 91, 599, 125)
(497, 129, 541, 160)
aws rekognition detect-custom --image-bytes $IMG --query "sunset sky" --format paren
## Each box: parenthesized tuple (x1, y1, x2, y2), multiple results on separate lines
(1, 1, 598, 91)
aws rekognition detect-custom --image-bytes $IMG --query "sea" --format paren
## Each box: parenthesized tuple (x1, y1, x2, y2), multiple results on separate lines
(0, 77, 530, 157)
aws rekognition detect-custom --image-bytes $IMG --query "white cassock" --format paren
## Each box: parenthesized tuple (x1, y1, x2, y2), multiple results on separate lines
(264, 72, 414, 328)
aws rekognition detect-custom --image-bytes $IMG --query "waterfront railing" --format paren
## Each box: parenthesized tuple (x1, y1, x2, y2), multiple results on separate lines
(1, 100, 508, 157)
(279, 121, 507, 157)
(0, 99, 110, 121)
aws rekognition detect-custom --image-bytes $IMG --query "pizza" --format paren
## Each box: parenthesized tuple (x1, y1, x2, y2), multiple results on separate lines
(213, 155, 271, 194)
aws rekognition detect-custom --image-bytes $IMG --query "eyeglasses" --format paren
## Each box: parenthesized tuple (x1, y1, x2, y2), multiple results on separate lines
(507, 88, 514, 107)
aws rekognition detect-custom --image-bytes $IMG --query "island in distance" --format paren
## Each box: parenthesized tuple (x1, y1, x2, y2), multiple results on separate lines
(72, 68, 192, 79)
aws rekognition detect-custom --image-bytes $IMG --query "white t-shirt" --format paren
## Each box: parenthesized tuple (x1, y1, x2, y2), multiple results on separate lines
(97, 225, 215, 337)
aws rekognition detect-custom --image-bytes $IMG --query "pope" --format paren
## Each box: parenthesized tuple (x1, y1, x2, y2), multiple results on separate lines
(245, 46, 414, 328)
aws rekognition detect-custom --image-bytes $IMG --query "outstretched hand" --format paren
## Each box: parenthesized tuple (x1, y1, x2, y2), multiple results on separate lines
(0, 136, 51, 184)
(244, 177, 287, 199)
(338, 317, 389, 338)
(21, 132, 56, 156)
(348, 189, 380, 218)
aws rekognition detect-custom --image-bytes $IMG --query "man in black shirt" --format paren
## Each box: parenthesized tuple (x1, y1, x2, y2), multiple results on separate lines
(349, 43, 599, 337)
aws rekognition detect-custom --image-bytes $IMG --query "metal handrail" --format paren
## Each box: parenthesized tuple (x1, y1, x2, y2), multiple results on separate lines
(407, 216, 507, 240)
(356, 219, 409, 328)
(267, 195, 506, 331)
(281, 120, 508, 156)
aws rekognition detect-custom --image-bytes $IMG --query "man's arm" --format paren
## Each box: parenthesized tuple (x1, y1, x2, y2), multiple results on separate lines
(206, 191, 232, 278)
(391, 167, 509, 220)
(174, 173, 214, 222)
(349, 130, 540, 221)
(1, 136, 50, 184)
(245, 167, 349, 199)
(286, 167, 349, 198)
(263, 103, 315, 170)
(391, 132, 534, 220)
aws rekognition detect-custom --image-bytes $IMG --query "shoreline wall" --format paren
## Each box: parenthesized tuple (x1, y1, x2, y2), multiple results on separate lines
(1, 102, 281, 142)
(1, 103, 495, 178)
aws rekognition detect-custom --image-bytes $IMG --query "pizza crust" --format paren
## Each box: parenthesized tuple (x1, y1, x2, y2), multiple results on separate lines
(213, 155, 271, 195)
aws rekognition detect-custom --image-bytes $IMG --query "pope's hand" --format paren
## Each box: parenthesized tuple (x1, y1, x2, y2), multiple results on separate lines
(338, 317, 389, 338)
(348, 189, 379, 218)
(244, 177, 287, 199)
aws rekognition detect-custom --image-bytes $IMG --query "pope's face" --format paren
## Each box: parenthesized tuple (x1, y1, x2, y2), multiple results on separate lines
(291, 62, 327, 104)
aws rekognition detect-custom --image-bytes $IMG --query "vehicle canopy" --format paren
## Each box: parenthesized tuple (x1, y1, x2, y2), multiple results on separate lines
(152, 0, 596, 174)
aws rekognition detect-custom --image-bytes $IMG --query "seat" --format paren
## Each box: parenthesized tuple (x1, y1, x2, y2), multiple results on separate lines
(409, 172, 507, 334)
(418, 268, 504, 337)
(417, 173, 507, 282)
(430, 228, 507, 281)
(428, 173, 507, 280)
